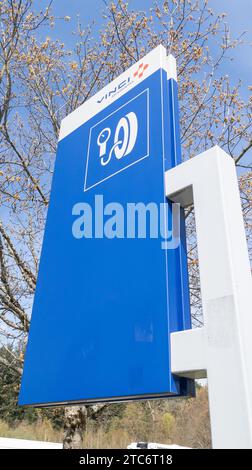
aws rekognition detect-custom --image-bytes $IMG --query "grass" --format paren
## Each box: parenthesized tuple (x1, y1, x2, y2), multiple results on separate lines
(0, 420, 130, 448)
(0, 419, 62, 443)
(0, 388, 211, 448)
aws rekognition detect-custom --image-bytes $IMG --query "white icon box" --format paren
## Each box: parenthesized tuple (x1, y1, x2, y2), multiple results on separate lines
(84, 89, 149, 191)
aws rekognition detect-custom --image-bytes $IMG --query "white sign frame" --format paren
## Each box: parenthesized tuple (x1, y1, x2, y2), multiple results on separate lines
(166, 146, 252, 449)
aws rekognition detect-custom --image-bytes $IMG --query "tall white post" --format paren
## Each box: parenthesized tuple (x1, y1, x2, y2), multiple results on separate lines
(166, 146, 252, 449)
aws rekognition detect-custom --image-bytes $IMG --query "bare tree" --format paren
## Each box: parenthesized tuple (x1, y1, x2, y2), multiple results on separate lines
(0, 0, 251, 447)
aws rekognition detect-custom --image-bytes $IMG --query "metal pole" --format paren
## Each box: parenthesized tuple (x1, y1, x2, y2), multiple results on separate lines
(166, 146, 252, 448)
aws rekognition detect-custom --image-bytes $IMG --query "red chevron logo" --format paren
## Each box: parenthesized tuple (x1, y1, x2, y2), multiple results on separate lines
(133, 63, 149, 79)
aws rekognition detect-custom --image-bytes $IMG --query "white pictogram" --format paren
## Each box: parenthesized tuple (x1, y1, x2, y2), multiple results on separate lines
(97, 112, 138, 166)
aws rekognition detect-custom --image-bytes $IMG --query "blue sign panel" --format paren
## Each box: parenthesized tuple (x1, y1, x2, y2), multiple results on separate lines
(19, 46, 193, 406)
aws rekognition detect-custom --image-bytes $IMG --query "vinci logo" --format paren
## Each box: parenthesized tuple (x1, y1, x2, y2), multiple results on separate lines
(96, 63, 149, 105)
(84, 89, 149, 191)
(133, 63, 149, 79)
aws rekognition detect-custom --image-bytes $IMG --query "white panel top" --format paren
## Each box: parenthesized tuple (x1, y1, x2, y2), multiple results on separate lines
(59, 45, 177, 141)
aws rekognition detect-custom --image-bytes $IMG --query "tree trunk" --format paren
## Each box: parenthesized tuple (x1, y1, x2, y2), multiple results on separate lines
(63, 405, 87, 449)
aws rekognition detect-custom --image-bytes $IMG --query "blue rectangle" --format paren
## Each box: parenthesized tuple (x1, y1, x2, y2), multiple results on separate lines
(19, 66, 193, 406)
(85, 89, 149, 191)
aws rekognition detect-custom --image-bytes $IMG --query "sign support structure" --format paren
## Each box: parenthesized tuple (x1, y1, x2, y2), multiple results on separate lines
(167, 146, 252, 449)
(18, 42, 252, 448)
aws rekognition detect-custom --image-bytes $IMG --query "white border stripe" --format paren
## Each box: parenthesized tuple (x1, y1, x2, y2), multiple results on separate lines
(166, 55, 177, 81)
(58, 45, 177, 142)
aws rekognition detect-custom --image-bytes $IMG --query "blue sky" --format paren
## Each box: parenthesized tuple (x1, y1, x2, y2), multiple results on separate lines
(36, 0, 251, 93)
(38, 0, 252, 48)
(37, 0, 252, 38)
